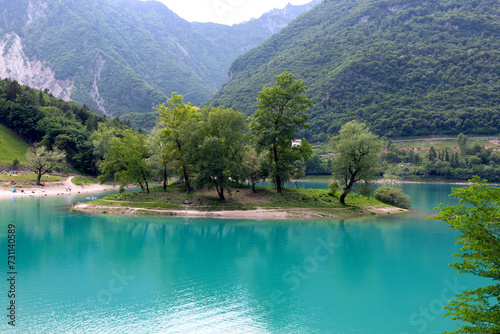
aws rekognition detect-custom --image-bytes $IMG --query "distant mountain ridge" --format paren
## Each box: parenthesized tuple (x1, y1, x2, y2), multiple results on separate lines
(0, 0, 320, 116)
(209, 0, 500, 140)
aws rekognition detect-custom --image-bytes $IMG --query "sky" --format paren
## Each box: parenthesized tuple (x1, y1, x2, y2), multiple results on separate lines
(151, 0, 313, 25)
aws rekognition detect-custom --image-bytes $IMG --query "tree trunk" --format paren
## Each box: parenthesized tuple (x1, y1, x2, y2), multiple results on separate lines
(252, 182, 256, 193)
(163, 167, 168, 191)
(273, 145, 282, 193)
(36, 171, 42, 186)
(182, 164, 191, 193)
(214, 182, 225, 201)
(145, 181, 149, 194)
(339, 172, 357, 205)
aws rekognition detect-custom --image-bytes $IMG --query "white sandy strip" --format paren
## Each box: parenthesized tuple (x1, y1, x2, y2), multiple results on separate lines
(0, 176, 114, 199)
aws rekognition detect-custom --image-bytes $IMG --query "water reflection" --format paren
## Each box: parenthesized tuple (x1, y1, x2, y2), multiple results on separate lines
(0, 183, 484, 333)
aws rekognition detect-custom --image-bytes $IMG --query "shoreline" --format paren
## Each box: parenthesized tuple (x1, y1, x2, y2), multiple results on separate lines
(0, 176, 115, 199)
(72, 202, 408, 220)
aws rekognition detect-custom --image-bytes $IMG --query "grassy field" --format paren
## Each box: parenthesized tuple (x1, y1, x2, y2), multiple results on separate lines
(71, 176, 98, 185)
(0, 172, 64, 188)
(84, 182, 402, 218)
(0, 124, 30, 165)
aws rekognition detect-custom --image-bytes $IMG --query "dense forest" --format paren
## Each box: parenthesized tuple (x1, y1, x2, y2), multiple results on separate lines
(209, 0, 500, 141)
(0, 78, 130, 174)
(0, 0, 318, 117)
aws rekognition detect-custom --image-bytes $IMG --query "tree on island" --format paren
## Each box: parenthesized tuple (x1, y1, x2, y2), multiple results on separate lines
(155, 93, 199, 193)
(331, 121, 382, 205)
(432, 177, 500, 333)
(195, 106, 247, 201)
(249, 72, 313, 193)
(25, 145, 66, 185)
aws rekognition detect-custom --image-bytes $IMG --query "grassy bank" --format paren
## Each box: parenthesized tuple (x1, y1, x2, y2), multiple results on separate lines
(0, 124, 30, 165)
(75, 183, 407, 219)
(0, 172, 64, 188)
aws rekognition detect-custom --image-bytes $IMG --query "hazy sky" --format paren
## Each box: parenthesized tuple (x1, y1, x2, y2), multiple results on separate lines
(152, 0, 312, 25)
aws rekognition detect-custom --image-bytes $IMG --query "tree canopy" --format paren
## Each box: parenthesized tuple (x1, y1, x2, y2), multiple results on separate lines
(432, 177, 500, 334)
(331, 121, 383, 205)
(249, 72, 313, 193)
(25, 145, 66, 185)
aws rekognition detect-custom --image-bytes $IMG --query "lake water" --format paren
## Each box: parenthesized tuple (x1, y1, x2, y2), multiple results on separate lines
(0, 183, 489, 333)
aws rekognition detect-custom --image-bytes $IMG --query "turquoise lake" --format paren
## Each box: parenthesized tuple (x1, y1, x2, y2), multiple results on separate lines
(0, 183, 489, 333)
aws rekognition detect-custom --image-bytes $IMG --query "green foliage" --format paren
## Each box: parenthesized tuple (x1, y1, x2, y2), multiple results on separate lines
(195, 106, 247, 200)
(156, 93, 200, 193)
(382, 136, 500, 182)
(0, 123, 30, 165)
(25, 145, 66, 185)
(98, 129, 151, 192)
(250, 72, 313, 193)
(328, 181, 339, 196)
(431, 177, 500, 333)
(373, 186, 411, 209)
(2, 0, 312, 117)
(209, 0, 500, 140)
(331, 121, 383, 204)
(0, 79, 126, 174)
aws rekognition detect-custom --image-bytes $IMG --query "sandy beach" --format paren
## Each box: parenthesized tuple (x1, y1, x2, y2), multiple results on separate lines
(0, 176, 115, 199)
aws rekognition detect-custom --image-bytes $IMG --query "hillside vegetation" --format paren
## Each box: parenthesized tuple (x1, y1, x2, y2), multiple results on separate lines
(0, 78, 130, 173)
(0, 123, 30, 165)
(209, 0, 500, 141)
(0, 0, 318, 117)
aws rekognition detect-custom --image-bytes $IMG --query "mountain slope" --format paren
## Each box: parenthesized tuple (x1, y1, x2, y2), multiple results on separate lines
(0, 0, 319, 117)
(209, 0, 500, 140)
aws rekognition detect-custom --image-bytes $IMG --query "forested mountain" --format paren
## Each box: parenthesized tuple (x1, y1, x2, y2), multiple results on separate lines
(209, 0, 500, 141)
(0, 0, 319, 117)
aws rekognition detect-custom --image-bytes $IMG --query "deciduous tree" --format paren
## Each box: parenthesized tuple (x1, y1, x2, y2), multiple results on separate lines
(98, 130, 151, 193)
(156, 93, 199, 193)
(249, 72, 312, 193)
(25, 145, 66, 185)
(196, 106, 247, 200)
(432, 177, 500, 334)
(331, 121, 383, 205)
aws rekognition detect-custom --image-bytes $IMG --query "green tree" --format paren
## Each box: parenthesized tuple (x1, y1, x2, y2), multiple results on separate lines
(241, 149, 265, 193)
(428, 146, 437, 161)
(431, 177, 500, 334)
(196, 106, 247, 200)
(331, 121, 383, 205)
(156, 93, 199, 193)
(249, 72, 313, 193)
(146, 128, 172, 191)
(98, 130, 151, 193)
(458, 133, 468, 156)
(25, 145, 66, 185)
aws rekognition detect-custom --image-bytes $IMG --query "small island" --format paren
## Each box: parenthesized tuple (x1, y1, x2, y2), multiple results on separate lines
(72, 183, 408, 219)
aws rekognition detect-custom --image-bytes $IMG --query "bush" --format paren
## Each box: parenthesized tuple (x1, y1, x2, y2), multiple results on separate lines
(328, 181, 339, 196)
(12, 157, 19, 166)
(373, 186, 411, 209)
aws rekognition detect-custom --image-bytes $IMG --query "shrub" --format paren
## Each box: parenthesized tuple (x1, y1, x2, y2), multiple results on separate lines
(373, 186, 411, 209)
(328, 181, 339, 196)
(12, 157, 19, 166)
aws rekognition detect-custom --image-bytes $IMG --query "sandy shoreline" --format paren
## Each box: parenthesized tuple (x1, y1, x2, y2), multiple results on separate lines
(0, 176, 115, 199)
(72, 202, 407, 220)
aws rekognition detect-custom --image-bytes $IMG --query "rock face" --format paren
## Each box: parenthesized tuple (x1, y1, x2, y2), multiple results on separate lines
(0, 32, 73, 101)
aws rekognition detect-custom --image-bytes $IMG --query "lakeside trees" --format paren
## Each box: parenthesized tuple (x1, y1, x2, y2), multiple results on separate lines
(155, 93, 199, 193)
(250, 72, 313, 193)
(432, 177, 500, 333)
(196, 106, 247, 200)
(25, 145, 66, 185)
(331, 121, 383, 205)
